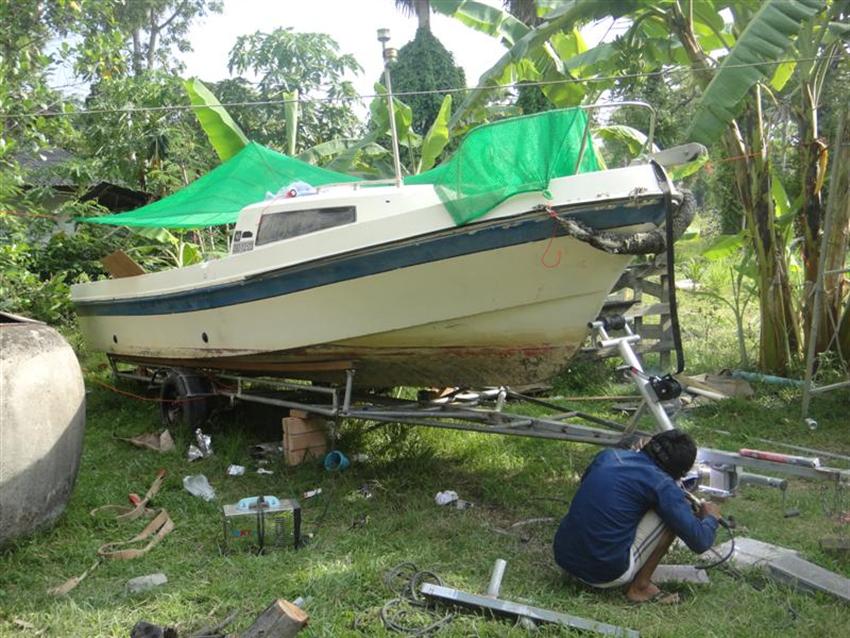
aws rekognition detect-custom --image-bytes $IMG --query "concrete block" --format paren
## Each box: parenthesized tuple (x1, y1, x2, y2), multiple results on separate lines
(285, 446, 326, 466)
(767, 554, 850, 604)
(652, 565, 709, 584)
(705, 536, 850, 605)
(285, 430, 327, 451)
(126, 572, 167, 593)
(700, 536, 800, 568)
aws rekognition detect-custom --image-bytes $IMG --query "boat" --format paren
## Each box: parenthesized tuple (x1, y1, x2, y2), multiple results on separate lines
(71, 107, 697, 388)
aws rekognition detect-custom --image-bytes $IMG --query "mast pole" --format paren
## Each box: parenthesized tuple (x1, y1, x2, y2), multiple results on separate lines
(378, 28, 403, 188)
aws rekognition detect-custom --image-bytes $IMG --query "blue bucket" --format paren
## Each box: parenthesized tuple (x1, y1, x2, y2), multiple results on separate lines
(323, 450, 350, 472)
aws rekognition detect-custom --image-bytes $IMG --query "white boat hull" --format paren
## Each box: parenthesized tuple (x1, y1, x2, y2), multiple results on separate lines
(79, 235, 630, 386)
(73, 164, 674, 387)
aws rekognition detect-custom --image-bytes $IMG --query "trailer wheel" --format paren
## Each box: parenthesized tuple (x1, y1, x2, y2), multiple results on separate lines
(159, 369, 212, 430)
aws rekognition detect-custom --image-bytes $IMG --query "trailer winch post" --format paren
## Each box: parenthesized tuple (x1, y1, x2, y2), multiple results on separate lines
(589, 318, 675, 432)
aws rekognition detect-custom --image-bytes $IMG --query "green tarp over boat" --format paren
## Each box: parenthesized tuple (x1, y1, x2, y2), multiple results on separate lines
(409, 108, 598, 224)
(80, 108, 598, 229)
(79, 142, 358, 229)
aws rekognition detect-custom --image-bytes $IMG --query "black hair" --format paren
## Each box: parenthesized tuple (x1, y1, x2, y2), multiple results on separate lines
(642, 429, 697, 479)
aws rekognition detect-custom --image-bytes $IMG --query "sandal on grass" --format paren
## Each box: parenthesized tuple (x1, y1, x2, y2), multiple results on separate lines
(629, 590, 680, 605)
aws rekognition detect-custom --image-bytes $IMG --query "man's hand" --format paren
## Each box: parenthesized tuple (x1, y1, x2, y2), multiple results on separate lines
(699, 501, 721, 520)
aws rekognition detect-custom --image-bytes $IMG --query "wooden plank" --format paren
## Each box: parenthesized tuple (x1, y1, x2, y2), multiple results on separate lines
(632, 324, 665, 340)
(639, 279, 665, 299)
(100, 250, 145, 278)
(625, 303, 670, 319)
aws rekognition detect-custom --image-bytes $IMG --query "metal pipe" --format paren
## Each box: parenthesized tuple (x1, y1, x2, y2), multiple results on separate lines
(486, 559, 507, 597)
(218, 391, 337, 417)
(802, 107, 847, 419)
(738, 473, 787, 490)
(342, 369, 355, 414)
(378, 28, 403, 188)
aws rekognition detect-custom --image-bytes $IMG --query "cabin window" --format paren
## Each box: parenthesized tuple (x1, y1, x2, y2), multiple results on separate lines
(255, 206, 356, 246)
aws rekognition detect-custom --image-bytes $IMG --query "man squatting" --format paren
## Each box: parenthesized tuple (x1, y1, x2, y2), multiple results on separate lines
(554, 429, 721, 604)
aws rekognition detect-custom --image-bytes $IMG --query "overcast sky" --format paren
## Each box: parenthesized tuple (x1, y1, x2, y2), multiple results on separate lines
(49, 1, 627, 109)
(181, 0, 507, 99)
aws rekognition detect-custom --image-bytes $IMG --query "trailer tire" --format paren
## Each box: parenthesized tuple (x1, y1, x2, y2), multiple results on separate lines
(159, 369, 212, 430)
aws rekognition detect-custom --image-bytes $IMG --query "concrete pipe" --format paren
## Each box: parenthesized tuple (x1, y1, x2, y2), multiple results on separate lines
(0, 313, 86, 544)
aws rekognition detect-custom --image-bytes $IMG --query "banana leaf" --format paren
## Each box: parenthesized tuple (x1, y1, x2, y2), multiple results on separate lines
(685, 0, 824, 145)
(184, 78, 248, 162)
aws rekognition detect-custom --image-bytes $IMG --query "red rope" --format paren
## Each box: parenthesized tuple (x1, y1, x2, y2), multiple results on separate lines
(540, 206, 562, 268)
(85, 374, 216, 405)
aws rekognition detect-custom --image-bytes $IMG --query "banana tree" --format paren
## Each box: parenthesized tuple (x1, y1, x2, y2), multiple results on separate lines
(678, 0, 824, 372)
(434, 0, 635, 131)
(442, 0, 832, 373)
(784, 2, 850, 355)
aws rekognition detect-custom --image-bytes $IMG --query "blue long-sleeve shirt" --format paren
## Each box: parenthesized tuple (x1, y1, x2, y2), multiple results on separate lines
(553, 448, 717, 584)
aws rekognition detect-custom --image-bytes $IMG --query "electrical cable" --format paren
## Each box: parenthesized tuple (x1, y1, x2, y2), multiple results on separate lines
(694, 518, 736, 570)
(380, 563, 454, 636)
(0, 55, 829, 120)
(682, 488, 736, 570)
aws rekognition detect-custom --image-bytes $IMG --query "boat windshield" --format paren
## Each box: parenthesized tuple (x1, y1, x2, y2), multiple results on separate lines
(255, 206, 357, 246)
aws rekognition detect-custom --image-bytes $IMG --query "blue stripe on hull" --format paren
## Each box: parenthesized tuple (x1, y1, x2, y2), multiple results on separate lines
(76, 201, 664, 317)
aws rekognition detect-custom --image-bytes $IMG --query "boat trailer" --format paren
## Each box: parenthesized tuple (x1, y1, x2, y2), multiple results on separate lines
(108, 316, 850, 495)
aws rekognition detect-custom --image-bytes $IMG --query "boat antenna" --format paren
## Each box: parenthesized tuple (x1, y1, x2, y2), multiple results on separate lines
(378, 28, 403, 188)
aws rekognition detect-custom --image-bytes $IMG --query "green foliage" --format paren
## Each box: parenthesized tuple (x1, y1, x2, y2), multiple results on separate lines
(184, 78, 248, 161)
(515, 84, 550, 114)
(0, 199, 134, 326)
(75, 72, 216, 196)
(388, 28, 466, 135)
(67, 0, 223, 80)
(418, 95, 452, 173)
(227, 28, 362, 152)
(685, 0, 824, 146)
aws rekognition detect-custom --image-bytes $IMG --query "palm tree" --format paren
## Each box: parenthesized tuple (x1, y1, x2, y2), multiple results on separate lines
(395, 0, 431, 31)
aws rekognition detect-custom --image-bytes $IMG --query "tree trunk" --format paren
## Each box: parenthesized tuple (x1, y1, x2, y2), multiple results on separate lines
(415, 0, 431, 31)
(797, 83, 829, 354)
(823, 109, 850, 359)
(146, 7, 158, 71)
(727, 104, 798, 374)
(131, 29, 143, 76)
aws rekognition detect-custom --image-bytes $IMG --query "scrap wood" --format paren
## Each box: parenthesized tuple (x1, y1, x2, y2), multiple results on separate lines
(48, 559, 101, 597)
(116, 430, 175, 453)
(676, 373, 754, 401)
(241, 599, 308, 638)
(189, 610, 239, 638)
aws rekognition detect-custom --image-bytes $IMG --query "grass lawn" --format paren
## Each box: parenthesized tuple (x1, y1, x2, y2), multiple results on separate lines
(2, 360, 849, 637)
(3, 263, 850, 637)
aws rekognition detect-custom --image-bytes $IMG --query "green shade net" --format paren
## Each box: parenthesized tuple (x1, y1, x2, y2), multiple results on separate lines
(405, 107, 599, 224)
(79, 142, 357, 228)
(80, 109, 597, 229)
